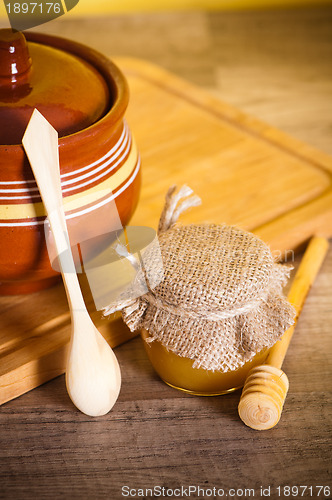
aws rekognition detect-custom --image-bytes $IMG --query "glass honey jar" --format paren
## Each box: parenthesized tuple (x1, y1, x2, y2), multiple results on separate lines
(104, 186, 295, 395)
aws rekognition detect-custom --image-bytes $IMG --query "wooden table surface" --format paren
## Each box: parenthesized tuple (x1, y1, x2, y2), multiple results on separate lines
(1, 7, 331, 499)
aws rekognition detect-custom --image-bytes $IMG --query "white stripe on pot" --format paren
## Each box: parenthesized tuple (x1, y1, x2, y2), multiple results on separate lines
(0, 155, 140, 227)
(0, 128, 131, 200)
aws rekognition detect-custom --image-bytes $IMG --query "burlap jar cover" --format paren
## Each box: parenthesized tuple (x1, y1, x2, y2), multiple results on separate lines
(104, 185, 295, 372)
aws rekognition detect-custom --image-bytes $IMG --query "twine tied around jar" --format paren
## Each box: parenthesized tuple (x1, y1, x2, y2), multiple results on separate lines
(103, 185, 295, 372)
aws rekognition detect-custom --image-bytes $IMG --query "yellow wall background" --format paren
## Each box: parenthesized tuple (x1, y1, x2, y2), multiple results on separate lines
(66, 0, 332, 15)
(1, 0, 332, 20)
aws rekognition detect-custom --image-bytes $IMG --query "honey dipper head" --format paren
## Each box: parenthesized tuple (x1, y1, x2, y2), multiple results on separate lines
(238, 365, 289, 430)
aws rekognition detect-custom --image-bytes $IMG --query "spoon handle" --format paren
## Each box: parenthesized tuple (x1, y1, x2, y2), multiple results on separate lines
(22, 109, 85, 312)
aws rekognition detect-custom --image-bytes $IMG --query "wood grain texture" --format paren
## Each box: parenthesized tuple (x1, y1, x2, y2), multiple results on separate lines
(120, 57, 332, 248)
(0, 7, 331, 499)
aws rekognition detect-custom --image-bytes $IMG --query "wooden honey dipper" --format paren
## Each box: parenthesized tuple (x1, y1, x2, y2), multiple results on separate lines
(238, 236, 329, 431)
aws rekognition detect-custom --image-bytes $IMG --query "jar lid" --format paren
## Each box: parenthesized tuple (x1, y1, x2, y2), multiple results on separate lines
(0, 29, 110, 145)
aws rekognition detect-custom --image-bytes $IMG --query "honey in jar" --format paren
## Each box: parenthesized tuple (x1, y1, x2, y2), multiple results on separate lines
(141, 329, 270, 395)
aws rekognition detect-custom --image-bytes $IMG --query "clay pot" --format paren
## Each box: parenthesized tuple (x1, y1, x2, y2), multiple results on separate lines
(0, 29, 141, 294)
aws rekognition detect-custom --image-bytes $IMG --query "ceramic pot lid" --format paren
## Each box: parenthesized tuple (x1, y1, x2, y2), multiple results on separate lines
(0, 29, 110, 145)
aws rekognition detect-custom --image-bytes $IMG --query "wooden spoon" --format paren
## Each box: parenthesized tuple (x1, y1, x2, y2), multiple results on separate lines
(22, 109, 121, 416)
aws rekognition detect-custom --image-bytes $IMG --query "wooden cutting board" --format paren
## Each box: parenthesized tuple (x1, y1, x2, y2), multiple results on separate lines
(1, 58, 332, 406)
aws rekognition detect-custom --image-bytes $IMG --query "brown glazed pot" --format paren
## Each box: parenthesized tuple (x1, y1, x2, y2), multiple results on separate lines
(0, 30, 141, 294)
